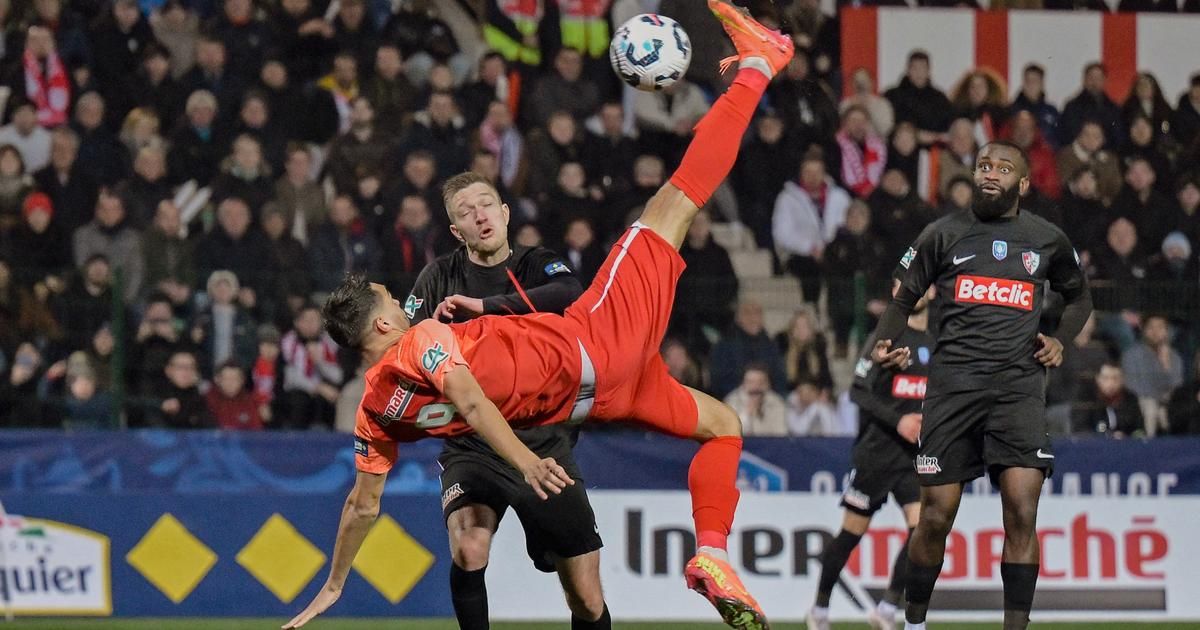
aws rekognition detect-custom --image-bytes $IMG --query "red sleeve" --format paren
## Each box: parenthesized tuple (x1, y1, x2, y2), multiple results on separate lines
(393, 320, 469, 392)
(354, 405, 398, 474)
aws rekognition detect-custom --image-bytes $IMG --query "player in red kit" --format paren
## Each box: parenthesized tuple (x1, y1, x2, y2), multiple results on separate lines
(283, 3, 792, 629)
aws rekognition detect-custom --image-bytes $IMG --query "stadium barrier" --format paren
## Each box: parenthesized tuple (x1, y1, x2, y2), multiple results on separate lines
(1, 430, 1198, 622)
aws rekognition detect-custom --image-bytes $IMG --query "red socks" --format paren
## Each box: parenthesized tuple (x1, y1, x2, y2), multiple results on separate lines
(669, 68, 771, 208)
(689, 435, 743, 551)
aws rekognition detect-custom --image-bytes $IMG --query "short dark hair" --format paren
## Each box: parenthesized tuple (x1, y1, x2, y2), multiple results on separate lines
(1084, 62, 1106, 76)
(908, 50, 930, 65)
(1023, 63, 1045, 78)
(322, 272, 378, 349)
(980, 140, 1030, 177)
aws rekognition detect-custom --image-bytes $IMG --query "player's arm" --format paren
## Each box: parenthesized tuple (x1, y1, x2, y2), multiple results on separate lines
(441, 364, 574, 499)
(873, 228, 940, 367)
(283, 470, 387, 629)
(482, 262, 583, 316)
(850, 340, 921, 443)
(1037, 238, 1092, 367)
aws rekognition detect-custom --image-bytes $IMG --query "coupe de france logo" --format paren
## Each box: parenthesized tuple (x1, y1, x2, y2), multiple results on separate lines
(403, 294, 423, 319)
(992, 240, 1008, 261)
(1022, 251, 1040, 275)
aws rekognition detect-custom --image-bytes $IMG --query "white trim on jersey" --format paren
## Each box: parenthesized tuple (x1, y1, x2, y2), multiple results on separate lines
(589, 222, 646, 313)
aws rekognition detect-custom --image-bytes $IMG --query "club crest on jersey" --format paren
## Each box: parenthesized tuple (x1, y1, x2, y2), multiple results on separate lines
(422, 342, 450, 372)
(544, 261, 571, 276)
(1022, 251, 1041, 275)
(404, 294, 423, 319)
(992, 240, 1008, 260)
(899, 246, 916, 269)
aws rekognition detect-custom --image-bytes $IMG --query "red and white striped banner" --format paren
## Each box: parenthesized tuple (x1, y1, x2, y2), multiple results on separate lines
(841, 8, 1200, 109)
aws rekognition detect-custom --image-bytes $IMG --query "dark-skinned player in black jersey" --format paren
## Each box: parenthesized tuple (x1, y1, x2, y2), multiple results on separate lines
(870, 141, 1092, 630)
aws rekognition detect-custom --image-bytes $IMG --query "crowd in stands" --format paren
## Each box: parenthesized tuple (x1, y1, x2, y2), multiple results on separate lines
(0, 0, 1197, 439)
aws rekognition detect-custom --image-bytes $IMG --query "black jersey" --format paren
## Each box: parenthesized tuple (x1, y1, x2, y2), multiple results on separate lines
(895, 210, 1087, 398)
(850, 325, 934, 469)
(406, 244, 585, 460)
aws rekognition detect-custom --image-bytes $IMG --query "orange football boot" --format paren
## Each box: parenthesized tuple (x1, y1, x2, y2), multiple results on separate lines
(709, 0, 795, 77)
(685, 550, 770, 630)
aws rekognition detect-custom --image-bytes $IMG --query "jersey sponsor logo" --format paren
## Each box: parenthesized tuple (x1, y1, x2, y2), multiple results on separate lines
(854, 357, 872, 378)
(403, 294, 423, 319)
(952, 253, 976, 265)
(954, 275, 1035, 311)
(379, 379, 417, 425)
(353, 436, 368, 456)
(544, 261, 571, 276)
(891, 374, 928, 399)
(842, 486, 871, 510)
(992, 240, 1008, 260)
(916, 455, 942, 474)
(899, 247, 916, 269)
(1022, 251, 1041, 275)
(422, 342, 450, 372)
(441, 482, 465, 510)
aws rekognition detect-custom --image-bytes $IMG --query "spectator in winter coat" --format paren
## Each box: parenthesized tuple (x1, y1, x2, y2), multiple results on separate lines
(773, 154, 851, 304)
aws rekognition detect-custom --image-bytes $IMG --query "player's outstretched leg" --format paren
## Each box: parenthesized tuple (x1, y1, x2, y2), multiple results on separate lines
(635, 0, 793, 250)
(680, 387, 769, 630)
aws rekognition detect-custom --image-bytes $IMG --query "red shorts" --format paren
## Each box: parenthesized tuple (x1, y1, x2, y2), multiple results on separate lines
(564, 224, 699, 438)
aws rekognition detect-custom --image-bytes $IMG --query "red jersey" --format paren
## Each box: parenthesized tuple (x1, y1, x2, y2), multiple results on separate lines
(354, 317, 583, 473)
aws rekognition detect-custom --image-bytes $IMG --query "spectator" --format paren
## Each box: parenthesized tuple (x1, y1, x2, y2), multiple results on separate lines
(118, 103, 162, 157)
(72, 192, 144, 303)
(58, 359, 114, 428)
(71, 92, 128, 186)
(0, 343, 51, 427)
(134, 43, 186, 129)
(0, 100, 51, 172)
(673, 208, 738, 355)
(182, 35, 246, 120)
(90, 0, 154, 122)
(834, 105, 887, 198)
(379, 195, 441, 295)
(7, 27, 71, 128)
(400, 90, 469, 181)
(206, 359, 265, 430)
(525, 111, 584, 207)
(29, 0, 92, 70)
(272, 144, 325, 245)
(1166, 350, 1200, 435)
(769, 52, 839, 155)
(1046, 314, 1113, 434)
(231, 91, 286, 175)
(724, 363, 789, 437)
(195, 197, 273, 297)
(775, 306, 834, 391)
(559, 217, 604, 288)
(1089, 218, 1148, 351)
(257, 58, 329, 144)
(272, 0, 334, 84)
(773, 153, 851, 304)
(54, 256, 120, 356)
(0, 144, 33, 233)
(147, 349, 210, 428)
(34, 127, 98, 233)
(1121, 314, 1184, 436)
(391, 150, 441, 218)
(709, 301, 788, 400)
(1056, 120, 1122, 205)
(1176, 174, 1200, 245)
(362, 44, 417, 136)
(210, 134, 274, 217)
(279, 303, 342, 429)
(524, 47, 600, 128)
(786, 374, 839, 436)
(1170, 73, 1200, 149)
(382, 0, 464, 85)
(661, 337, 704, 391)
(840, 67, 894, 137)
(884, 122, 920, 190)
(884, 50, 952, 145)
(331, 0, 378, 73)
(1059, 166, 1107, 256)
(167, 90, 225, 186)
(540, 161, 599, 244)
(474, 101, 525, 194)
(141, 200, 195, 307)
(1145, 231, 1198, 334)
(1002, 109, 1060, 199)
(1059, 62, 1123, 147)
(308, 195, 381, 294)
(934, 118, 977, 202)
(209, 0, 273, 82)
(1120, 72, 1173, 138)
(116, 144, 172, 228)
(9, 192, 71, 290)
(1010, 63, 1061, 148)
(191, 270, 257, 377)
(314, 51, 361, 135)
(128, 294, 188, 398)
(149, 0, 200, 80)
(949, 69, 1008, 141)
(251, 323, 279, 420)
(260, 203, 312, 309)
(939, 174, 974, 215)
(1120, 114, 1174, 196)
(581, 101, 637, 200)
(1109, 157, 1174, 250)
(327, 97, 393, 196)
(733, 110, 800, 249)
(823, 200, 889, 355)
(1073, 362, 1143, 437)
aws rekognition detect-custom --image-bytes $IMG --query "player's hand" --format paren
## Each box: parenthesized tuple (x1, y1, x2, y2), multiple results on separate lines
(434, 295, 486, 321)
(872, 339, 911, 370)
(897, 413, 922, 444)
(1035, 334, 1064, 367)
(520, 456, 575, 500)
(282, 582, 341, 628)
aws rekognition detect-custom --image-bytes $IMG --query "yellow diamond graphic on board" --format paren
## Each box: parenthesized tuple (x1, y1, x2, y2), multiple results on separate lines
(126, 513, 217, 603)
(353, 514, 434, 604)
(236, 514, 327, 604)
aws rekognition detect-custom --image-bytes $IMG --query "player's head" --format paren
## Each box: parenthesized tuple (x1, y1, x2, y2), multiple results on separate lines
(972, 141, 1029, 221)
(442, 171, 511, 257)
(323, 272, 409, 350)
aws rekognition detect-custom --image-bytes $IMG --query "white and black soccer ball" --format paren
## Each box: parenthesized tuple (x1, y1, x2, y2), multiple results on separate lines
(609, 14, 692, 92)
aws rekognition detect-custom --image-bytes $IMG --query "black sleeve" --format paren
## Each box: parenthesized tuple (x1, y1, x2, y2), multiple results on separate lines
(848, 342, 904, 432)
(482, 250, 584, 316)
(876, 224, 942, 342)
(1047, 231, 1093, 342)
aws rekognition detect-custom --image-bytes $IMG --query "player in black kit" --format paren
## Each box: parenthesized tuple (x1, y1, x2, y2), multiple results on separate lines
(871, 142, 1092, 630)
(405, 171, 608, 629)
(808, 270, 935, 630)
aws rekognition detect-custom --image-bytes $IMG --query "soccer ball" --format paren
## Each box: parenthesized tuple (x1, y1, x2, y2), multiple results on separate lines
(609, 14, 692, 92)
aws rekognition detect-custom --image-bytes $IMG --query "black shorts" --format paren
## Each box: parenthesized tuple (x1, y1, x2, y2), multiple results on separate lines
(840, 463, 920, 517)
(439, 450, 602, 572)
(917, 389, 1054, 486)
